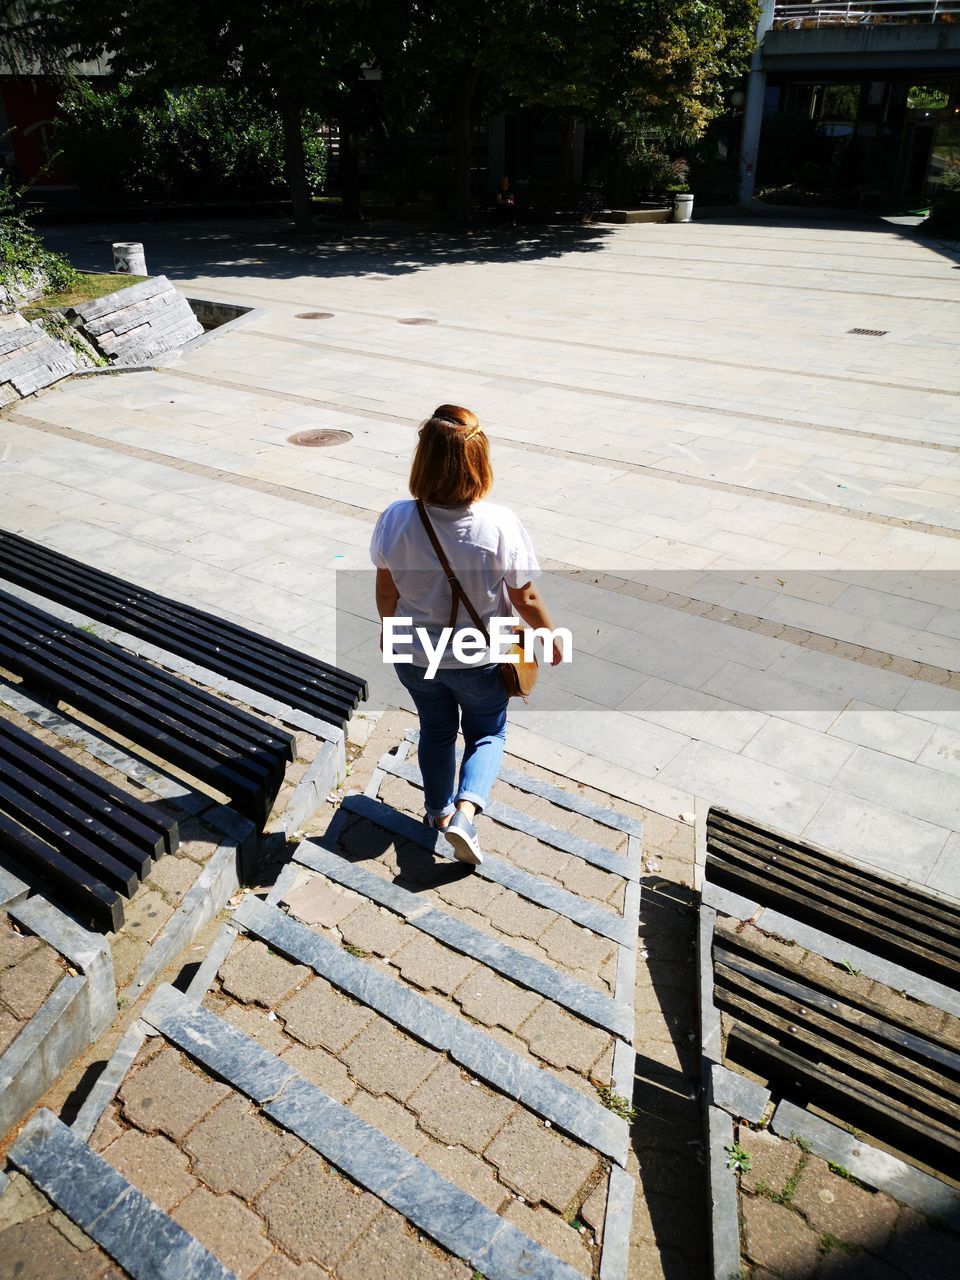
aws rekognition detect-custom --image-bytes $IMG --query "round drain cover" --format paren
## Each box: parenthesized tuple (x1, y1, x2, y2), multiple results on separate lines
(398, 317, 437, 326)
(296, 311, 334, 319)
(287, 429, 353, 448)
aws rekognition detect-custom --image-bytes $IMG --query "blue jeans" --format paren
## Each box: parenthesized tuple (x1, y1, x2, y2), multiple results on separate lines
(395, 663, 508, 818)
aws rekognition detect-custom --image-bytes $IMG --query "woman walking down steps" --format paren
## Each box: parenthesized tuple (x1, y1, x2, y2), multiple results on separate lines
(371, 404, 564, 866)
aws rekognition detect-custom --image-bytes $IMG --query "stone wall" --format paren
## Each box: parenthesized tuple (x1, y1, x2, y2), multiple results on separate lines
(69, 275, 203, 365)
(0, 318, 79, 405)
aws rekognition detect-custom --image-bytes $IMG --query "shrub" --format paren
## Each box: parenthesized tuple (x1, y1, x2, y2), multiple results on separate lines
(56, 82, 328, 201)
(920, 191, 960, 239)
(0, 185, 79, 299)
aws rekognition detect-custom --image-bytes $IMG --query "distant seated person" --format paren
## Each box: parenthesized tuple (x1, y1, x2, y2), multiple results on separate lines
(496, 176, 517, 226)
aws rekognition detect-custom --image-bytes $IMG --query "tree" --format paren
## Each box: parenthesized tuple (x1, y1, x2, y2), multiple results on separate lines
(51, 0, 405, 229)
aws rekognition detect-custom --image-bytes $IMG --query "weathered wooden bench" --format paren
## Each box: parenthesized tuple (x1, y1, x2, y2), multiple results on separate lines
(705, 805, 960, 987)
(0, 717, 180, 930)
(0, 589, 296, 825)
(0, 529, 367, 729)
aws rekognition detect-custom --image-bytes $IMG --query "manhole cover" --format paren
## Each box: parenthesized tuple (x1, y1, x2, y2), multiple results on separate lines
(296, 311, 334, 319)
(398, 317, 437, 326)
(848, 327, 888, 336)
(287, 429, 353, 448)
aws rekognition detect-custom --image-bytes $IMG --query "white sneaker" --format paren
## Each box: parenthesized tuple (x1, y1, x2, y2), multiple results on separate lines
(442, 811, 483, 866)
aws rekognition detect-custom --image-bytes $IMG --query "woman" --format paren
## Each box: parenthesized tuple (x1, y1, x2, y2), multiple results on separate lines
(371, 404, 561, 866)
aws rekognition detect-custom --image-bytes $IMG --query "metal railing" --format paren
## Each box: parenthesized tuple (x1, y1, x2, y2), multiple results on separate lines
(773, 0, 959, 26)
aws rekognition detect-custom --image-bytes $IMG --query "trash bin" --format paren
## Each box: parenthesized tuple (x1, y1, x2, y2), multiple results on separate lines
(113, 242, 147, 275)
(673, 194, 694, 224)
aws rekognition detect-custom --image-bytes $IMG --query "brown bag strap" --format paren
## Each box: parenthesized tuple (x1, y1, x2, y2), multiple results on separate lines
(415, 499, 488, 637)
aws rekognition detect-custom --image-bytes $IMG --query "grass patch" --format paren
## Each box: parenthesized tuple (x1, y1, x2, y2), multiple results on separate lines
(596, 1087, 637, 1123)
(725, 1142, 752, 1174)
(23, 271, 148, 320)
(343, 942, 370, 959)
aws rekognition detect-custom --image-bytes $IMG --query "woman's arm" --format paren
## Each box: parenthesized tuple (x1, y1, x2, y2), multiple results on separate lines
(506, 581, 564, 665)
(375, 567, 400, 649)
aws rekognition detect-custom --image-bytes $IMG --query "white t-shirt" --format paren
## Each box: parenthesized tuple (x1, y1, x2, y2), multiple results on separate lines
(370, 499, 540, 669)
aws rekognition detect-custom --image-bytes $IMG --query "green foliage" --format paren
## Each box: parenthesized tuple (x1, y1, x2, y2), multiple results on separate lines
(0, 186, 80, 296)
(57, 82, 327, 200)
(596, 1087, 637, 1122)
(725, 1142, 752, 1174)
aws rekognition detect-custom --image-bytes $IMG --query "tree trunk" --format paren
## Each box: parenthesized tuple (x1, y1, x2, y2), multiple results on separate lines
(279, 97, 312, 233)
(452, 67, 480, 227)
(561, 115, 577, 193)
(338, 104, 362, 221)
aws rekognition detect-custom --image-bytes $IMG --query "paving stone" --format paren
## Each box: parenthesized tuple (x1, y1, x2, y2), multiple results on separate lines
(220, 939, 311, 1007)
(0, 1006, 21, 1053)
(348, 1089, 431, 1154)
(579, 1180, 607, 1239)
(0, 1171, 49, 1230)
(281, 1042, 356, 1102)
(741, 1129, 804, 1198)
(119, 1046, 230, 1140)
(406, 1060, 515, 1153)
(505, 839, 572, 881)
(339, 1016, 440, 1103)
(485, 1111, 599, 1213)
(792, 1158, 899, 1251)
(278, 978, 373, 1053)
(0, 919, 40, 969)
(0, 1213, 108, 1280)
(883, 1206, 960, 1280)
(557, 860, 623, 904)
(742, 1196, 820, 1277)
(145, 856, 200, 903)
(183, 1092, 302, 1199)
(454, 967, 543, 1032)
(503, 1199, 595, 1277)
(255, 1148, 383, 1267)
(121, 889, 175, 943)
(0, 944, 62, 1019)
(338, 902, 411, 959)
(517, 1003, 610, 1075)
(283, 877, 359, 928)
(88, 1107, 124, 1154)
(419, 1142, 508, 1212)
(433, 877, 503, 912)
(213, 998, 290, 1056)
(391, 934, 478, 995)
(110, 933, 148, 988)
(538, 917, 616, 975)
(484, 892, 554, 942)
(173, 1185, 274, 1279)
(335, 1204, 471, 1280)
(100, 1128, 196, 1211)
(251, 1254, 326, 1280)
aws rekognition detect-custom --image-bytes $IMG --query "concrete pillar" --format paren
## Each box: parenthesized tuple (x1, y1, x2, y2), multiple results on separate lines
(738, 0, 777, 206)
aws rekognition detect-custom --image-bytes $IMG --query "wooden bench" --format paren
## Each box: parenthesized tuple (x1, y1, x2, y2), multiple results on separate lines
(0, 529, 366, 729)
(0, 717, 180, 930)
(705, 806, 960, 987)
(0, 589, 295, 825)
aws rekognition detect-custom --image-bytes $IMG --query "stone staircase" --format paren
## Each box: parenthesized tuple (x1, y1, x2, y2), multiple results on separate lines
(0, 715, 652, 1280)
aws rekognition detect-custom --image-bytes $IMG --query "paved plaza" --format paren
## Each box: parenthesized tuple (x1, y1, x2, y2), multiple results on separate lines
(5, 213, 960, 898)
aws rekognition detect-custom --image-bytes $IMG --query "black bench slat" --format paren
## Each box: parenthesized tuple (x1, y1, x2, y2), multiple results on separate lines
(0, 595, 293, 822)
(0, 757, 154, 881)
(0, 593, 295, 766)
(705, 806, 960, 987)
(0, 776, 140, 896)
(0, 812, 122, 932)
(0, 718, 178, 856)
(0, 529, 367, 724)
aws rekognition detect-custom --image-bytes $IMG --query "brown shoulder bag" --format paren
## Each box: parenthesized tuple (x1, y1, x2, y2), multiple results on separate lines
(415, 499, 538, 699)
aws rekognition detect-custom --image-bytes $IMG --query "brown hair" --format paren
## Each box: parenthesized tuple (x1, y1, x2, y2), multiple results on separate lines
(409, 404, 492, 505)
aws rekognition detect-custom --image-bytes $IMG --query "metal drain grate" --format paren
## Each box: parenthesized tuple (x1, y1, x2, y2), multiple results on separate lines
(398, 317, 437, 326)
(287, 429, 353, 448)
(296, 311, 334, 320)
(848, 327, 888, 336)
